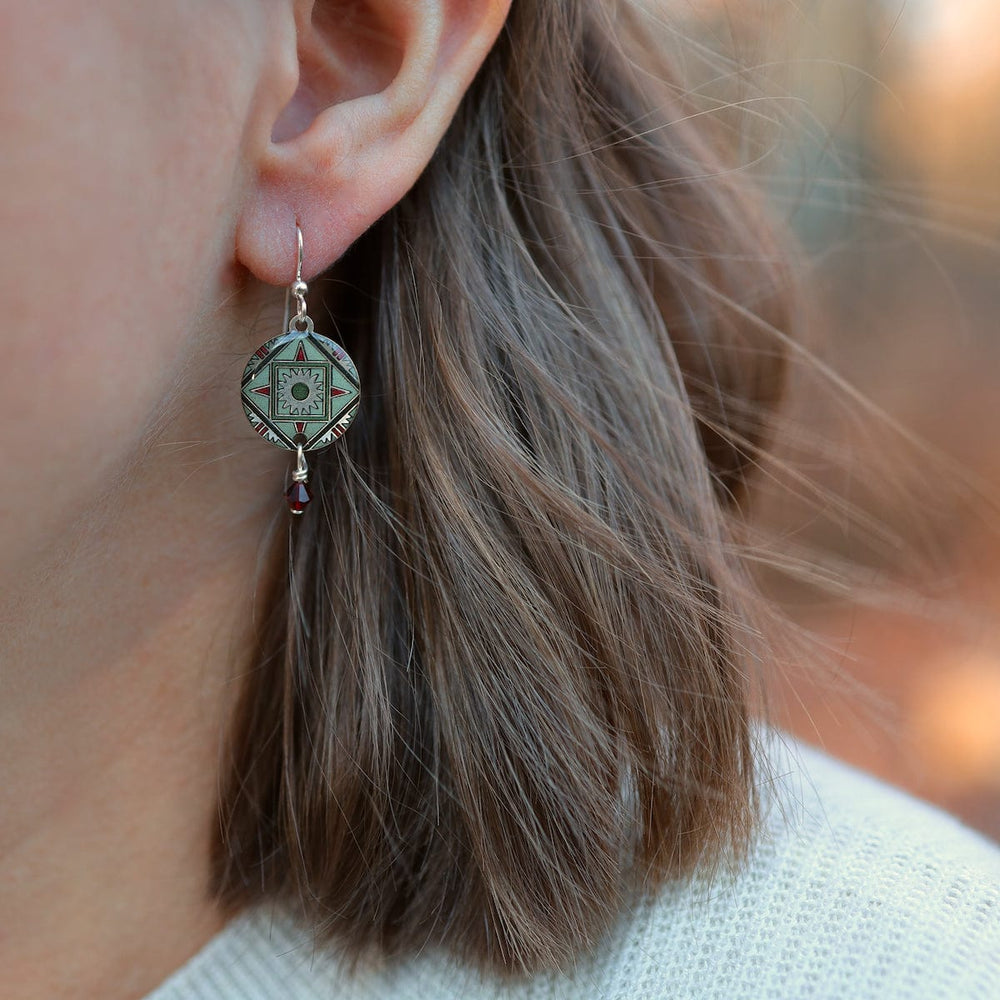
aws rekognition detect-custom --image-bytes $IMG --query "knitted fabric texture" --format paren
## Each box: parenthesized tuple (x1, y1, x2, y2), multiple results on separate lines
(143, 728, 1000, 999)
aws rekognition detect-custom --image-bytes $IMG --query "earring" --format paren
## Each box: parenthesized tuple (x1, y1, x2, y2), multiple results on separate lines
(240, 223, 361, 515)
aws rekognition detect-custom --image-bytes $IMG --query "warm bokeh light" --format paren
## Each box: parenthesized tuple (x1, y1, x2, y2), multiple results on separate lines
(907, 654, 1000, 791)
(876, 0, 1000, 225)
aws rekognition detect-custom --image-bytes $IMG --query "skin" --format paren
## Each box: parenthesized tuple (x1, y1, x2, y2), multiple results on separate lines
(0, 1, 510, 998)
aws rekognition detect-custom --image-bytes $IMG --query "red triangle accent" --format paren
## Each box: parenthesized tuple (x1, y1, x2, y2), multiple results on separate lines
(251, 386, 270, 396)
(295, 342, 307, 362)
(330, 386, 349, 397)
(295, 422, 306, 434)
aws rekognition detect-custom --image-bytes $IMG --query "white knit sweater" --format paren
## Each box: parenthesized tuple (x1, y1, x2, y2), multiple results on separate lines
(143, 728, 1000, 999)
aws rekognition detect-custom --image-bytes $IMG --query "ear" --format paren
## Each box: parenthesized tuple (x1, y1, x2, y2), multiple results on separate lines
(235, 0, 511, 285)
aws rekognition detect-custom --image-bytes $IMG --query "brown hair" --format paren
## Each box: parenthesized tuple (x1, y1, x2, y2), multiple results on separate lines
(213, 0, 793, 976)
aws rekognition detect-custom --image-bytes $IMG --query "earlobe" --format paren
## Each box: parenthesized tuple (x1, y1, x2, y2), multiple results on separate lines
(235, 0, 511, 287)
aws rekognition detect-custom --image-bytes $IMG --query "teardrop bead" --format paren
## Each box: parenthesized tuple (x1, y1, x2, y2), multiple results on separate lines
(285, 481, 311, 515)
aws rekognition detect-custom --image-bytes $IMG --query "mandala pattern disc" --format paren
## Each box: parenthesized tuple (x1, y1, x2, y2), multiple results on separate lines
(240, 326, 360, 451)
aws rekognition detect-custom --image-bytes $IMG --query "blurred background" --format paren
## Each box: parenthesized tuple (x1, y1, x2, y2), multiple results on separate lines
(678, 0, 1000, 841)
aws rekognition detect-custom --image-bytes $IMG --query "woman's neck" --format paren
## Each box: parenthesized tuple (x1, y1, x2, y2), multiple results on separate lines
(0, 428, 284, 1000)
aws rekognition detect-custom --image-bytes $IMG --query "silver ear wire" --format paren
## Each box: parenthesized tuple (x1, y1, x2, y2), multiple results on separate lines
(282, 222, 307, 332)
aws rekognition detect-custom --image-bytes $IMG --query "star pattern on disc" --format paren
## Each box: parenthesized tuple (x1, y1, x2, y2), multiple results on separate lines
(241, 330, 360, 451)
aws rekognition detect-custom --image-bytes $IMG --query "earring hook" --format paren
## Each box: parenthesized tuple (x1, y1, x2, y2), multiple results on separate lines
(284, 222, 309, 331)
(295, 222, 304, 284)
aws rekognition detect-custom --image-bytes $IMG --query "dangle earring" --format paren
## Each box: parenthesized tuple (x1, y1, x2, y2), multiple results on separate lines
(240, 224, 361, 515)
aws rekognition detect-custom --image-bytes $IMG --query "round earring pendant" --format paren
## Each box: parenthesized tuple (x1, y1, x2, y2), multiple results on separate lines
(240, 317, 360, 451)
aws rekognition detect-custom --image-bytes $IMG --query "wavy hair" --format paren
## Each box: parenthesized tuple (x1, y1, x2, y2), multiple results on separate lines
(213, 0, 794, 975)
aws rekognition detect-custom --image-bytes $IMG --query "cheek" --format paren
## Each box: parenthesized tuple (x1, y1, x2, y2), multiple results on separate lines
(0, 2, 260, 560)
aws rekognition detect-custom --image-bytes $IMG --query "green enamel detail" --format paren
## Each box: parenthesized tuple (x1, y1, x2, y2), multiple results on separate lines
(240, 328, 361, 452)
